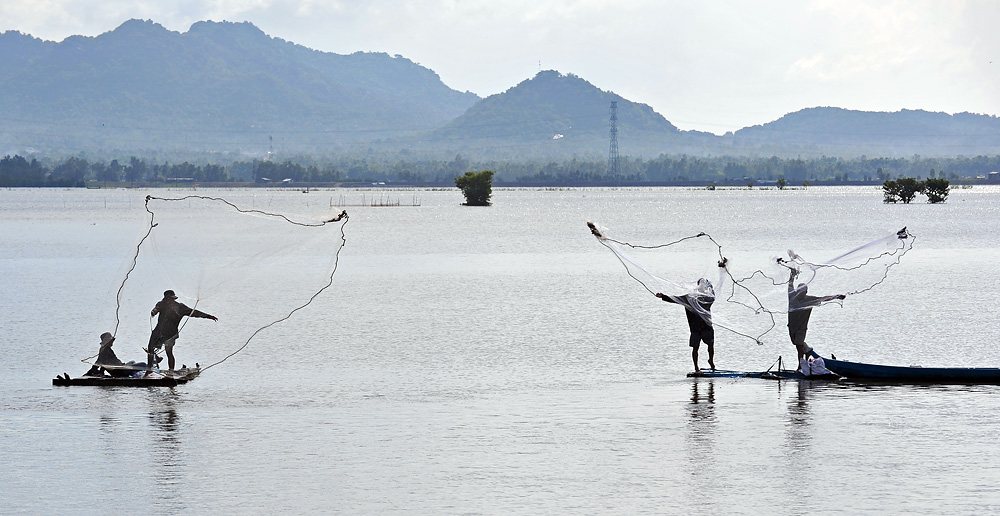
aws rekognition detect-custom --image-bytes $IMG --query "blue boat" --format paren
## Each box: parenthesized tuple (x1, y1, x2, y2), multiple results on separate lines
(822, 357, 1000, 384)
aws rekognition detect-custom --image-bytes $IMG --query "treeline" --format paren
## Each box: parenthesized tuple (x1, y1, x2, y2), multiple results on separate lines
(0, 155, 346, 187)
(2, 153, 999, 187)
(510, 154, 1000, 184)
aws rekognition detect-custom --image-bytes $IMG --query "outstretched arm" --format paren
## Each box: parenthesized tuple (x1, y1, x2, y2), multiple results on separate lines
(191, 309, 218, 321)
(656, 293, 679, 305)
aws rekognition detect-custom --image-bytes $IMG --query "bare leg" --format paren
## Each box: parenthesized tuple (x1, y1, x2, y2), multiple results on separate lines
(689, 333, 701, 372)
(165, 339, 176, 371)
(792, 331, 809, 371)
(707, 342, 715, 371)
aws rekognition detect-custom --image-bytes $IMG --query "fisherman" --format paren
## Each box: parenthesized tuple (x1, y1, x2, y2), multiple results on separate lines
(787, 269, 846, 369)
(84, 332, 151, 377)
(147, 290, 218, 371)
(656, 277, 717, 373)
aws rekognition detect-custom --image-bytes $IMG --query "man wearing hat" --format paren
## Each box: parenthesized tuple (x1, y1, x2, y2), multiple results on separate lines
(84, 332, 149, 377)
(147, 290, 218, 371)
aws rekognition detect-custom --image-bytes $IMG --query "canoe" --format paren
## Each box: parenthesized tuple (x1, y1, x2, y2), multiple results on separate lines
(822, 357, 1000, 384)
(52, 367, 201, 387)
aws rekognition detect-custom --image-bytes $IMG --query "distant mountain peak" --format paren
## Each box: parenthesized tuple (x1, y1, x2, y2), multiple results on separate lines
(111, 18, 170, 36)
(188, 19, 269, 38)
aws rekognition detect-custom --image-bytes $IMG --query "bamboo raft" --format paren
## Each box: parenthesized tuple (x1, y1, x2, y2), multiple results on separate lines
(53, 366, 201, 387)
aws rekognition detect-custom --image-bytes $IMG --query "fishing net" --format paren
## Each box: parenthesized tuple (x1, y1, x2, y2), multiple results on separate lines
(589, 223, 914, 346)
(587, 222, 765, 344)
(727, 227, 914, 338)
(108, 194, 348, 371)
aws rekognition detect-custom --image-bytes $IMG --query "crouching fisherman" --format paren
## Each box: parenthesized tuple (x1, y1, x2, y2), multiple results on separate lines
(84, 332, 152, 378)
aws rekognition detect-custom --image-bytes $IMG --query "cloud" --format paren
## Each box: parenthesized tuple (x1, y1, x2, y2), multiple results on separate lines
(0, 0, 997, 133)
(785, 0, 967, 81)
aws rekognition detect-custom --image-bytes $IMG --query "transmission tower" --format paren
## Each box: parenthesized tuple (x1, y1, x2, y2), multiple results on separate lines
(607, 101, 620, 178)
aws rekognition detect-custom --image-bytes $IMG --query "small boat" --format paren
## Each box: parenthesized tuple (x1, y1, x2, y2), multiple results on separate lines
(822, 357, 1000, 384)
(686, 369, 838, 381)
(53, 366, 201, 387)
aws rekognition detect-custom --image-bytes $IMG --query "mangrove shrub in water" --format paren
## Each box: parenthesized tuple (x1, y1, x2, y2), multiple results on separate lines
(883, 177, 950, 204)
(455, 170, 494, 206)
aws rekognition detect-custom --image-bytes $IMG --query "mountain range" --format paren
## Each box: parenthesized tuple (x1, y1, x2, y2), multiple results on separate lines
(1, 19, 998, 160)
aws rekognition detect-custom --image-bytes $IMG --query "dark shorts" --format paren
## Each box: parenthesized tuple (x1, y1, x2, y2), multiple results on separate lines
(148, 331, 178, 353)
(689, 328, 715, 348)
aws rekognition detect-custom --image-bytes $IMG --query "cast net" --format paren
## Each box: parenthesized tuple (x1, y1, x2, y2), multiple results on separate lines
(587, 222, 767, 344)
(589, 223, 915, 346)
(107, 194, 349, 371)
(727, 227, 914, 339)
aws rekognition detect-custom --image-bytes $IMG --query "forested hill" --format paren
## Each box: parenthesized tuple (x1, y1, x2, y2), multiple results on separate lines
(727, 107, 1000, 157)
(0, 19, 480, 154)
(423, 71, 717, 159)
(2, 20, 999, 161)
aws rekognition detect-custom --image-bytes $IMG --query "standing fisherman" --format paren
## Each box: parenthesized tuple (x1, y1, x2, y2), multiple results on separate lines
(656, 275, 719, 374)
(787, 269, 846, 369)
(147, 290, 218, 371)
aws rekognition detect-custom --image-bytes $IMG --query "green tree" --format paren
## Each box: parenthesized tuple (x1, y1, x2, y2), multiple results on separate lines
(896, 177, 921, 203)
(53, 157, 90, 183)
(94, 160, 122, 182)
(125, 156, 148, 183)
(455, 170, 494, 206)
(922, 178, 950, 203)
(0, 155, 46, 186)
(883, 179, 900, 203)
(776, 177, 787, 190)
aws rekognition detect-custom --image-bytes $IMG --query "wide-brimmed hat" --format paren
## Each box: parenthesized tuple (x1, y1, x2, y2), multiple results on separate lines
(163, 290, 178, 299)
(100, 332, 115, 348)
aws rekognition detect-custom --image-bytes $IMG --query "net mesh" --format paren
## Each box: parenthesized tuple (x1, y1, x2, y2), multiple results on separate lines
(107, 195, 348, 370)
(730, 227, 914, 318)
(589, 223, 915, 346)
(588, 222, 765, 344)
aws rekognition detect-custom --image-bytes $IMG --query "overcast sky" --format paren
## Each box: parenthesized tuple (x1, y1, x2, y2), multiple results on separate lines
(3, 0, 997, 134)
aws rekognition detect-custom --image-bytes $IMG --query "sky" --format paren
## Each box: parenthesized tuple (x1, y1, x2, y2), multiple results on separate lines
(2, 0, 998, 134)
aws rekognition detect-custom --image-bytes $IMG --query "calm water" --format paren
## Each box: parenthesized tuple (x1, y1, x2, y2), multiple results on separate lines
(3, 186, 1000, 515)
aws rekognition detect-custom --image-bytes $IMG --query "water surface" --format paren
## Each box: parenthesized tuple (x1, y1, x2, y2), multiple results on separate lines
(2, 186, 1000, 514)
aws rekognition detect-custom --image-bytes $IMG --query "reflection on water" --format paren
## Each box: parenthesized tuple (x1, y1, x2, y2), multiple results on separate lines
(686, 379, 716, 467)
(147, 389, 185, 513)
(688, 379, 716, 422)
(784, 380, 812, 454)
